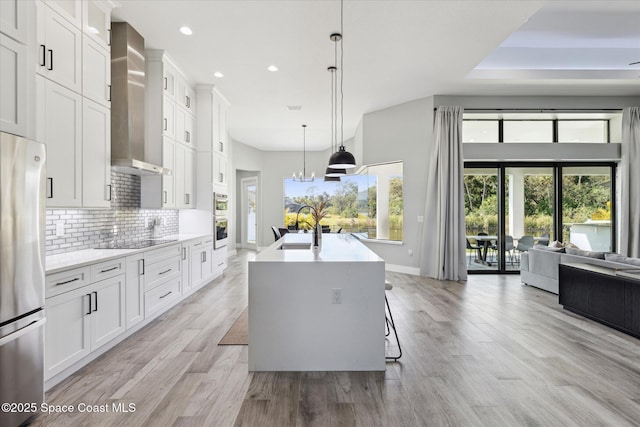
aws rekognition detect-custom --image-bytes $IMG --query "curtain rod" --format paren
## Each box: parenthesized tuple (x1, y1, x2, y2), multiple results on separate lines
(434, 108, 623, 113)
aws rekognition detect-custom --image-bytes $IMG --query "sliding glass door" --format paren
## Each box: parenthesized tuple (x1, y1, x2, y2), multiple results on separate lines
(465, 162, 615, 274)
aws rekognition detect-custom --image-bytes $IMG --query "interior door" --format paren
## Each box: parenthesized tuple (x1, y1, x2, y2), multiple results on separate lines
(241, 177, 257, 250)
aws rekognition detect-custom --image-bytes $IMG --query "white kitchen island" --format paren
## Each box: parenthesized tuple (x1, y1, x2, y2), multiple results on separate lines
(248, 233, 386, 371)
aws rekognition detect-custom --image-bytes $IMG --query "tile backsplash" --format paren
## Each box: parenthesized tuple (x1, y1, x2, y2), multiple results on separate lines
(45, 172, 178, 256)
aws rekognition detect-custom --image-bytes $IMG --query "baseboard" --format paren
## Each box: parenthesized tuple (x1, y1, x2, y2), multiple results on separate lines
(385, 263, 420, 275)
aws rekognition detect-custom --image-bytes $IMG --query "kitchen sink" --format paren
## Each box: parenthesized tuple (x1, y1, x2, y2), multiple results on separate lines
(278, 243, 311, 250)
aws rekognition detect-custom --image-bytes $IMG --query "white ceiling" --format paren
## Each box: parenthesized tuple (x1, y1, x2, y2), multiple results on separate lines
(111, 0, 640, 152)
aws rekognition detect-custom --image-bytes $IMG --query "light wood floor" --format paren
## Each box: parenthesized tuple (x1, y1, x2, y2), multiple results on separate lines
(29, 250, 640, 426)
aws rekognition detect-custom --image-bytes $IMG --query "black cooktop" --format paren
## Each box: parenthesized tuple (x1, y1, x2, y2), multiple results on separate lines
(97, 239, 179, 249)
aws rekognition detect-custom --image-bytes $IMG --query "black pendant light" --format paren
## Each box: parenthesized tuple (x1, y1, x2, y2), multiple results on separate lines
(325, 63, 345, 180)
(326, 0, 356, 170)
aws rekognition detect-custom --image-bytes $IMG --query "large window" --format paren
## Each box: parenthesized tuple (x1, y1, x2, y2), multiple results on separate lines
(283, 162, 403, 242)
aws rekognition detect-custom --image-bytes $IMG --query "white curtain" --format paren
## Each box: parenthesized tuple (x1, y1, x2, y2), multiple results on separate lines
(420, 106, 467, 280)
(620, 107, 640, 257)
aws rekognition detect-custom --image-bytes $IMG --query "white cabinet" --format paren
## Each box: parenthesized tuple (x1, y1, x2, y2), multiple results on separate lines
(212, 246, 228, 277)
(0, 34, 27, 136)
(162, 137, 176, 208)
(90, 274, 126, 350)
(175, 108, 195, 147)
(177, 76, 195, 114)
(175, 144, 195, 209)
(213, 154, 227, 187)
(37, 75, 82, 207)
(180, 245, 190, 294)
(0, 0, 29, 43)
(82, 0, 110, 50)
(140, 137, 175, 209)
(125, 255, 145, 329)
(143, 244, 182, 317)
(36, 0, 82, 93)
(163, 96, 175, 138)
(45, 271, 126, 380)
(189, 237, 214, 291)
(163, 60, 176, 99)
(82, 36, 110, 106)
(45, 0, 82, 29)
(82, 98, 111, 207)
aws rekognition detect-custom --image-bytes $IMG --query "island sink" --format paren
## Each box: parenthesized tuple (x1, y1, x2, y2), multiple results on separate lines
(278, 242, 312, 250)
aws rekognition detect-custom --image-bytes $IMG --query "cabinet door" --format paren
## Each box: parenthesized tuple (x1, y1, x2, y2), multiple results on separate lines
(38, 76, 82, 207)
(82, 37, 110, 107)
(0, 0, 28, 43)
(213, 155, 227, 186)
(0, 34, 27, 136)
(184, 113, 195, 147)
(163, 61, 176, 98)
(190, 243, 204, 286)
(178, 78, 195, 114)
(213, 246, 227, 275)
(174, 143, 186, 208)
(91, 274, 126, 351)
(202, 244, 213, 281)
(181, 245, 191, 293)
(588, 273, 625, 327)
(45, 0, 82, 29)
(82, 0, 111, 50)
(125, 256, 145, 329)
(162, 137, 175, 208)
(38, 5, 82, 92)
(45, 285, 92, 380)
(82, 99, 111, 207)
(163, 96, 175, 138)
(218, 103, 227, 157)
(184, 147, 195, 207)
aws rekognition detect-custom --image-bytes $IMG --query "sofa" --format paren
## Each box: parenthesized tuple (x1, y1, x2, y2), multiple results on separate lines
(520, 246, 640, 294)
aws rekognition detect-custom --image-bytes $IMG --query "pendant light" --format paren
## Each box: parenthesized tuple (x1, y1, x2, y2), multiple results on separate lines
(325, 64, 344, 181)
(292, 124, 315, 182)
(327, 0, 356, 170)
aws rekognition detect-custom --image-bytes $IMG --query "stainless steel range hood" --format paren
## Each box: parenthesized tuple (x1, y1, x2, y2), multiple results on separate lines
(110, 22, 163, 175)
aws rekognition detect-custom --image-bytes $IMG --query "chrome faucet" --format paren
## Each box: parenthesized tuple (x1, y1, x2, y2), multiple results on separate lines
(295, 205, 320, 250)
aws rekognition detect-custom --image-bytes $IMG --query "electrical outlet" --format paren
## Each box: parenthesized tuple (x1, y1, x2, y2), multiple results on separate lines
(331, 288, 342, 304)
(55, 222, 65, 237)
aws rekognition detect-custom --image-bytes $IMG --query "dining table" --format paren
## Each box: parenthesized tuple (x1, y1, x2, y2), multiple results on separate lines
(467, 235, 498, 265)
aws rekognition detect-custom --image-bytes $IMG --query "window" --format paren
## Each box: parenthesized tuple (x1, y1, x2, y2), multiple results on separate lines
(462, 112, 620, 143)
(283, 162, 403, 242)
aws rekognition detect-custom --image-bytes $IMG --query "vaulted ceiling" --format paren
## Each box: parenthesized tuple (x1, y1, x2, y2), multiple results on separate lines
(111, 0, 640, 151)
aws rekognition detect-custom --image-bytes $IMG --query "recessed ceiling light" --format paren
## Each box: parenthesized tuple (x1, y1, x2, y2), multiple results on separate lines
(267, 65, 279, 72)
(179, 26, 193, 36)
(213, 71, 224, 78)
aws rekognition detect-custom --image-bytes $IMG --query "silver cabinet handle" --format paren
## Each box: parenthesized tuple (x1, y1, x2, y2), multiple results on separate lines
(158, 268, 172, 275)
(164, 77, 167, 90)
(219, 141, 224, 152)
(139, 259, 145, 276)
(55, 277, 80, 286)
(105, 184, 112, 201)
(182, 247, 187, 260)
(108, 28, 111, 46)
(159, 291, 172, 299)
(107, 85, 111, 102)
(164, 118, 168, 131)
(100, 266, 118, 273)
(163, 191, 168, 204)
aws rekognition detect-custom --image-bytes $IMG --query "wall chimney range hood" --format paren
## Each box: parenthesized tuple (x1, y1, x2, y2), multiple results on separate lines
(110, 22, 163, 175)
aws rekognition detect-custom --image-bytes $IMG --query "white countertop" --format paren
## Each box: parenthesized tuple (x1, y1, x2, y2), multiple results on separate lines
(46, 233, 211, 274)
(253, 233, 384, 263)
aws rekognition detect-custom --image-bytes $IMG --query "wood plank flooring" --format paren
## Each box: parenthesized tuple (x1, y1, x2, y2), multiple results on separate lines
(28, 251, 640, 426)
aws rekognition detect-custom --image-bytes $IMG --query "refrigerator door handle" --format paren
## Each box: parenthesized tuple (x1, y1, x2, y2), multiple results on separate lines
(0, 318, 46, 347)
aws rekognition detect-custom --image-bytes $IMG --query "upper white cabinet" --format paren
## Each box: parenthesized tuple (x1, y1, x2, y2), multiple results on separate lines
(175, 144, 195, 209)
(82, 36, 110, 106)
(44, 0, 82, 29)
(82, 0, 110, 50)
(0, 0, 33, 137)
(177, 76, 195, 115)
(36, 0, 82, 93)
(82, 98, 111, 207)
(163, 61, 176, 99)
(175, 108, 195, 147)
(37, 75, 82, 207)
(0, 34, 27, 136)
(0, 0, 29, 43)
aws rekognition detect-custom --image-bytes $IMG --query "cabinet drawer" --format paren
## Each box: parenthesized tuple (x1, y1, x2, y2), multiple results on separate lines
(145, 257, 181, 291)
(145, 278, 180, 317)
(144, 244, 182, 265)
(90, 257, 125, 282)
(46, 266, 91, 298)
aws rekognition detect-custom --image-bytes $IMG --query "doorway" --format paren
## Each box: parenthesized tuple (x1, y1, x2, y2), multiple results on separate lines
(241, 177, 258, 250)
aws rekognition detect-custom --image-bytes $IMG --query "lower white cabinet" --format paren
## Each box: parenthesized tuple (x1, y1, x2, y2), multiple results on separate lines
(143, 244, 182, 316)
(125, 254, 145, 329)
(189, 237, 214, 290)
(45, 273, 126, 380)
(213, 246, 228, 276)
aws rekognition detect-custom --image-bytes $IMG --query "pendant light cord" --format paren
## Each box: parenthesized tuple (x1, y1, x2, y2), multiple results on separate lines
(302, 124, 306, 176)
(340, 0, 344, 149)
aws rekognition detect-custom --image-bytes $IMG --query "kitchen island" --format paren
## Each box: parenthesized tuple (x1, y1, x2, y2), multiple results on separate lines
(248, 233, 385, 371)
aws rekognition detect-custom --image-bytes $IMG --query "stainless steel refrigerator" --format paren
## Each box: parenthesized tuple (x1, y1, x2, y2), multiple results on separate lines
(0, 131, 46, 426)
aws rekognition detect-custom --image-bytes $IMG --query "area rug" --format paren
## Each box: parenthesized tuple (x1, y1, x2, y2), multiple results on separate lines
(218, 307, 248, 345)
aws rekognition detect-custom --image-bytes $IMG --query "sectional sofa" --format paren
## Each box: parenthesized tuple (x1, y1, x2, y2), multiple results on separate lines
(520, 246, 640, 294)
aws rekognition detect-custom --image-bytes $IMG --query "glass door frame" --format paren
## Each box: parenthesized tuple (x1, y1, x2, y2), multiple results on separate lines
(240, 176, 258, 250)
(465, 161, 617, 274)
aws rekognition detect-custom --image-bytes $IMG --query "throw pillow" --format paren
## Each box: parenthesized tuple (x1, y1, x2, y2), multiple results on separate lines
(565, 242, 580, 249)
(605, 253, 627, 263)
(624, 257, 640, 267)
(549, 240, 564, 248)
(565, 247, 606, 259)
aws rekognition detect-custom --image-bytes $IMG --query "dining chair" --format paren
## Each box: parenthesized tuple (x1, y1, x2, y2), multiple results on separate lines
(537, 233, 550, 246)
(278, 228, 290, 236)
(384, 281, 402, 361)
(271, 226, 282, 242)
(466, 238, 482, 265)
(322, 225, 331, 233)
(505, 235, 516, 265)
(516, 235, 534, 260)
(478, 232, 497, 262)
